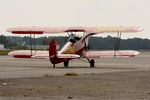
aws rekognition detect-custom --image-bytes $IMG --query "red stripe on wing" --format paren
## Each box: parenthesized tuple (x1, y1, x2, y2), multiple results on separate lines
(12, 31, 43, 34)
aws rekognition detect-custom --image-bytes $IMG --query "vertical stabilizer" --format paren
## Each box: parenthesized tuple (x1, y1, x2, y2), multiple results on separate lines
(49, 39, 57, 64)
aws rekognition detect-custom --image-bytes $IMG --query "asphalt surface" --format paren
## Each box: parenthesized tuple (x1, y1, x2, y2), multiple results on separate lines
(0, 52, 150, 78)
(0, 52, 150, 100)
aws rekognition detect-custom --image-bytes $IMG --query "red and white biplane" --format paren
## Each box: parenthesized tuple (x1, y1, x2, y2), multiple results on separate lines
(7, 26, 143, 68)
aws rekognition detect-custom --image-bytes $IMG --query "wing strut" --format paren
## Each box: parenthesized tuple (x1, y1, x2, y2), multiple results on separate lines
(34, 34, 36, 50)
(30, 34, 33, 55)
(29, 34, 36, 56)
(114, 32, 122, 56)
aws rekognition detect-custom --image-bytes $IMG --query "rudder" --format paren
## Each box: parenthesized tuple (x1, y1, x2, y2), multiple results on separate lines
(49, 39, 57, 64)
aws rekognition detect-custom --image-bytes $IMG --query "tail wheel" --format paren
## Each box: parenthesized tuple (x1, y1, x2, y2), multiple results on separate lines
(64, 61, 69, 68)
(90, 59, 95, 67)
(53, 64, 55, 68)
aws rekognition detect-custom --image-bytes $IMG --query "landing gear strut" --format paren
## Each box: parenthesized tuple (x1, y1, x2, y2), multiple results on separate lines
(87, 58, 95, 67)
(64, 61, 69, 68)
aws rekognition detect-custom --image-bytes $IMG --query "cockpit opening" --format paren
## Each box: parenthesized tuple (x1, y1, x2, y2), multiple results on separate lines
(68, 34, 81, 43)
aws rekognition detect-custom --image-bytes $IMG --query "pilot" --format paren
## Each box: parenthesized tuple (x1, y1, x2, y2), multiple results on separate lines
(69, 34, 81, 43)
(74, 36, 81, 41)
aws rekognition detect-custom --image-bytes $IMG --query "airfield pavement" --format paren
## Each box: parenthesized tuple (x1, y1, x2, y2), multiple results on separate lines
(0, 52, 150, 100)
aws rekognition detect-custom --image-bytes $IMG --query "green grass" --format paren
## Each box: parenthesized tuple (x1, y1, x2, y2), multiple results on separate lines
(0, 50, 11, 55)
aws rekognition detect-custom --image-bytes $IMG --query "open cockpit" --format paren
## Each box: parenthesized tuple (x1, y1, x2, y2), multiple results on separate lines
(68, 34, 82, 43)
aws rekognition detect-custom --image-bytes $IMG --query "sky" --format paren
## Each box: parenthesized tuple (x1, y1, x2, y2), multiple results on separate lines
(0, 0, 149, 39)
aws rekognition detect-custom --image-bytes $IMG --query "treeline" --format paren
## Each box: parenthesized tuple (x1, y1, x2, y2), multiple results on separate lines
(89, 36, 150, 50)
(0, 35, 150, 50)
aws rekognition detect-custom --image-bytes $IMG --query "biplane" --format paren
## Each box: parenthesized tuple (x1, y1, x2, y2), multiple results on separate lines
(7, 26, 143, 68)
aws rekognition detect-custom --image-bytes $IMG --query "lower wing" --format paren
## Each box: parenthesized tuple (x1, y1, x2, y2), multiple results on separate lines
(85, 50, 140, 58)
(8, 50, 80, 59)
(9, 50, 139, 59)
(8, 50, 49, 58)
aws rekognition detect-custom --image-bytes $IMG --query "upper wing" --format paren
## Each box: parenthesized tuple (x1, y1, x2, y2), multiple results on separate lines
(7, 26, 143, 34)
(85, 50, 140, 58)
(7, 26, 92, 34)
(94, 26, 143, 33)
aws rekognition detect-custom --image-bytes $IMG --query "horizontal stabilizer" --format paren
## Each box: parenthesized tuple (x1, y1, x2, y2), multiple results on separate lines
(57, 54, 80, 58)
(32, 53, 80, 59)
(31, 54, 49, 59)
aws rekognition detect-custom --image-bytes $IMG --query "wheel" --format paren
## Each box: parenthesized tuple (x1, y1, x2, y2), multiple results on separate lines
(64, 61, 69, 68)
(53, 64, 55, 68)
(90, 59, 95, 67)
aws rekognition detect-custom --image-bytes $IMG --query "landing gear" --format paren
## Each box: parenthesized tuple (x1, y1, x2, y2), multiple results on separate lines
(87, 58, 95, 67)
(64, 61, 69, 68)
(90, 59, 95, 67)
(53, 64, 55, 68)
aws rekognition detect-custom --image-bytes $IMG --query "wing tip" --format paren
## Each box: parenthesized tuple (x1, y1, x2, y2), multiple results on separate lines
(138, 27, 144, 32)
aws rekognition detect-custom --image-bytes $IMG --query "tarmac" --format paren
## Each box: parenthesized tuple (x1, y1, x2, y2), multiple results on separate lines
(0, 52, 150, 78)
(0, 52, 150, 100)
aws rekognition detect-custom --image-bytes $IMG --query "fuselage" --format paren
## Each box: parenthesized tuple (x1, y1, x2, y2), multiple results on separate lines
(49, 33, 90, 64)
(59, 34, 89, 55)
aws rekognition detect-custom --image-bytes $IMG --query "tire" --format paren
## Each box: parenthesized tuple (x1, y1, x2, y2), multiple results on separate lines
(64, 61, 69, 68)
(90, 59, 95, 67)
(53, 64, 55, 68)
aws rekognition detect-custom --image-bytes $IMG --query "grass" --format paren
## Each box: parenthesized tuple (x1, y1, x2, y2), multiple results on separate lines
(65, 72, 79, 76)
(0, 50, 11, 55)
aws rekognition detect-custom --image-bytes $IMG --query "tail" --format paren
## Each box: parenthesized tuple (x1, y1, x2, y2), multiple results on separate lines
(49, 39, 57, 64)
